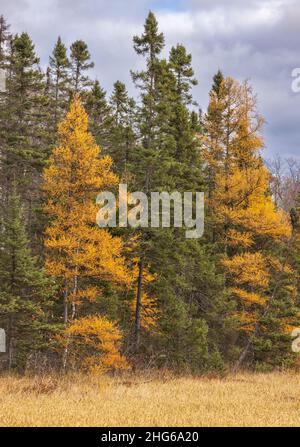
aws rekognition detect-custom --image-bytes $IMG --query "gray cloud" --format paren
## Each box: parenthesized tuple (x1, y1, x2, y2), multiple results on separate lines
(1, 0, 300, 157)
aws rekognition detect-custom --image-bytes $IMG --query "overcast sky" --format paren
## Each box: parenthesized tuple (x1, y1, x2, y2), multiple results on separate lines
(1, 0, 300, 158)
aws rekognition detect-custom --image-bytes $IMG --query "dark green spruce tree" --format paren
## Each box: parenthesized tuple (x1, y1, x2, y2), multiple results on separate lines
(0, 15, 11, 66)
(0, 16, 11, 204)
(127, 12, 222, 371)
(85, 79, 114, 154)
(0, 32, 50, 249)
(70, 40, 94, 92)
(109, 80, 136, 176)
(0, 189, 55, 371)
(48, 36, 70, 130)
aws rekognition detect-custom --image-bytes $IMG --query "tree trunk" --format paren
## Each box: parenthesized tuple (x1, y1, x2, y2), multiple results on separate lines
(62, 285, 69, 370)
(232, 331, 257, 374)
(63, 287, 68, 324)
(7, 315, 13, 371)
(71, 274, 78, 320)
(134, 259, 144, 350)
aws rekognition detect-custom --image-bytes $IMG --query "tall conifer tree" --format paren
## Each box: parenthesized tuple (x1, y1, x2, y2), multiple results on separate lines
(0, 189, 54, 370)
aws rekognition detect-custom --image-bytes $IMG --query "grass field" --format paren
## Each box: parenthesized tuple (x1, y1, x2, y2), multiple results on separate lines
(0, 372, 300, 427)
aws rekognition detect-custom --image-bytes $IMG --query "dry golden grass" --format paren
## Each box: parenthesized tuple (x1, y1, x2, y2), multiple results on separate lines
(1, 371, 300, 426)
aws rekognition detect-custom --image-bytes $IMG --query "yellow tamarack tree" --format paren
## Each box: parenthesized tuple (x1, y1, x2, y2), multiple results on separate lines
(203, 76, 293, 369)
(65, 316, 129, 374)
(43, 94, 131, 372)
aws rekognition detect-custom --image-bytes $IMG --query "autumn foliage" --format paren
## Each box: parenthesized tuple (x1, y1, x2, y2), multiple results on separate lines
(203, 75, 296, 369)
(43, 95, 132, 372)
(1, 12, 299, 375)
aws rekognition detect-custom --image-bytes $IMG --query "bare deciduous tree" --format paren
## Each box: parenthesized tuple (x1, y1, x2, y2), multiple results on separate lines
(267, 155, 300, 211)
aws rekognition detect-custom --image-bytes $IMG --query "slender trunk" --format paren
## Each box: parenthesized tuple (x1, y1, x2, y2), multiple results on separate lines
(7, 314, 13, 370)
(63, 286, 68, 324)
(62, 285, 69, 370)
(135, 259, 144, 350)
(125, 129, 129, 169)
(224, 116, 230, 256)
(71, 274, 78, 320)
(75, 63, 80, 92)
(232, 330, 257, 374)
(8, 249, 16, 371)
(54, 71, 59, 125)
(63, 270, 78, 369)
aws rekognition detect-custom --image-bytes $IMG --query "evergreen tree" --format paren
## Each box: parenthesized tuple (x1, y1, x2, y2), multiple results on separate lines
(0, 15, 11, 66)
(129, 13, 216, 371)
(0, 189, 55, 371)
(132, 11, 164, 151)
(70, 40, 94, 92)
(169, 43, 197, 105)
(85, 79, 114, 153)
(203, 70, 225, 206)
(48, 36, 70, 128)
(109, 80, 136, 175)
(0, 32, 50, 248)
(130, 12, 168, 352)
(0, 16, 11, 203)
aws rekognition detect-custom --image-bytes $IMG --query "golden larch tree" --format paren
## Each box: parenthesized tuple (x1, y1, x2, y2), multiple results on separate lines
(43, 94, 131, 372)
(203, 76, 293, 370)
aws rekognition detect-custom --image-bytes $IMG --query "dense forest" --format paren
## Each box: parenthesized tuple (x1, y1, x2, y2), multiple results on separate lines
(0, 11, 300, 375)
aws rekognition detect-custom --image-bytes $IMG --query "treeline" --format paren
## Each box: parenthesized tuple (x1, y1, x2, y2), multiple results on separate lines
(0, 12, 300, 374)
